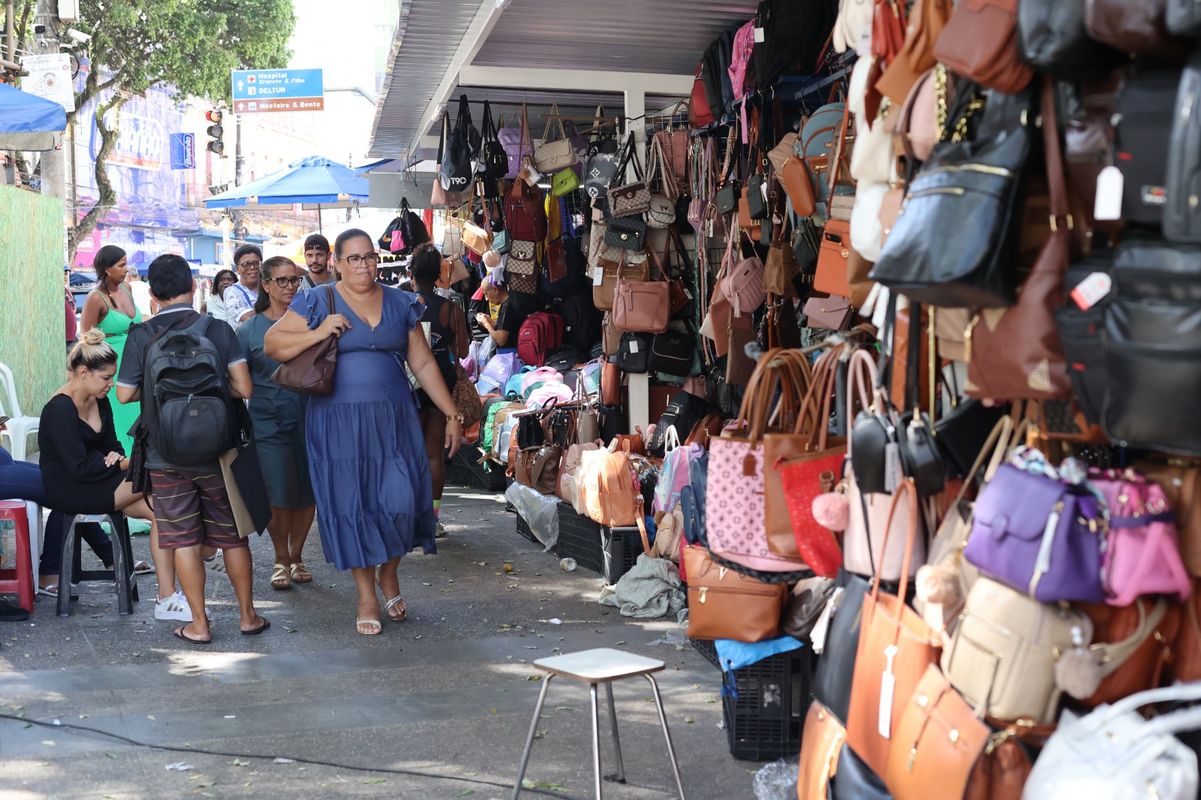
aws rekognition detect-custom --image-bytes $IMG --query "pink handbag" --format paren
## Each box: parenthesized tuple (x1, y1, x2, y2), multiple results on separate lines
(706, 349, 812, 572)
(1091, 471, 1193, 607)
(719, 232, 767, 317)
(611, 277, 670, 334)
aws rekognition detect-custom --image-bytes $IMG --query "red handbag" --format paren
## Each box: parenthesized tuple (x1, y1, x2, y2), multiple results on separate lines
(779, 459, 843, 577)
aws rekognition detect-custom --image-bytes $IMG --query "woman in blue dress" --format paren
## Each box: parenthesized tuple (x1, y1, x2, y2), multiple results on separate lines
(265, 229, 463, 635)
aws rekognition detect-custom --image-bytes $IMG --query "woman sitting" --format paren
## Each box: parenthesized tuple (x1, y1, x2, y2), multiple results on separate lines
(37, 330, 173, 614)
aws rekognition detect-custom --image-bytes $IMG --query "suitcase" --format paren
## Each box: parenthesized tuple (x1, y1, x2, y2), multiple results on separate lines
(1116, 66, 1182, 228)
(1166, 51, 1201, 242)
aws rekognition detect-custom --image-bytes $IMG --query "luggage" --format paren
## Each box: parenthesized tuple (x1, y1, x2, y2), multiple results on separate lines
(516, 312, 565, 369)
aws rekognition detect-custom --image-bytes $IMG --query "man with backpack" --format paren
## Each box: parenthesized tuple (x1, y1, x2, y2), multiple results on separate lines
(116, 254, 268, 644)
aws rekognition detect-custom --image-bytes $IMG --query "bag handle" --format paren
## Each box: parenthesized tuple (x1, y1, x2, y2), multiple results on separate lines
(437, 111, 448, 166)
(541, 102, 566, 144)
(845, 347, 880, 458)
(1089, 599, 1170, 681)
(870, 477, 920, 606)
(519, 104, 531, 162)
(1094, 681, 1201, 726)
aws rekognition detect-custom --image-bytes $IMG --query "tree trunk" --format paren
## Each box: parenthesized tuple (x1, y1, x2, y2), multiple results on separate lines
(67, 96, 127, 262)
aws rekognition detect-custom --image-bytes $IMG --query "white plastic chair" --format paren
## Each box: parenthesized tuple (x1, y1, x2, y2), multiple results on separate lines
(0, 363, 39, 461)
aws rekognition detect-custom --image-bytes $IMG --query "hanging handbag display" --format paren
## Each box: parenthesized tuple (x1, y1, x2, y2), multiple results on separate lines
(272, 284, 338, 396)
(798, 702, 846, 800)
(1084, 0, 1191, 58)
(480, 100, 508, 180)
(1017, 0, 1124, 79)
(584, 108, 622, 200)
(1024, 684, 1201, 800)
(942, 576, 1090, 724)
(877, 0, 953, 105)
(884, 664, 991, 800)
(870, 85, 1034, 308)
(682, 545, 787, 642)
(533, 103, 577, 173)
(439, 95, 477, 192)
(845, 480, 942, 778)
(603, 214, 648, 251)
(612, 275, 670, 334)
(933, 0, 1034, 94)
(593, 254, 649, 312)
(803, 294, 855, 331)
(608, 133, 652, 218)
(813, 569, 876, 724)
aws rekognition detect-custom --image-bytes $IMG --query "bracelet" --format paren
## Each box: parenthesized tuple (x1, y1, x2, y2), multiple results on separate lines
(447, 413, 464, 425)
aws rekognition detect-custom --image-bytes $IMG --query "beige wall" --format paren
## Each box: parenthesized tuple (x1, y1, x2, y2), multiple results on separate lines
(0, 186, 65, 423)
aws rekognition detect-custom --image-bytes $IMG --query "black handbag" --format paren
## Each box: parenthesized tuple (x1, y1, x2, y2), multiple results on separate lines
(1102, 238, 1201, 457)
(647, 329, 696, 377)
(811, 569, 872, 723)
(832, 745, 893, 800)
(897, 411, 946, 497)
(934, 399, 1010, 478)
(1054, 249, 1115, 425)
(616, 333, 652, 374)
(1018, 0, 1124, 79)
(1115, 66, 1180, 229)
(480, 100, 508, 180)
(1166, 49, 1201, 243)
(714, 180, 740, 215)
(646, 390, 711, 457)
(746, 173, 768, 220)
(439, 96, 476, 193)
(597, 403, 628, 442)
(516, 413, 547, 450)
(851, 408, 898, 495)
(869, 85, 1035, 308)
(604, 215, 647, 251)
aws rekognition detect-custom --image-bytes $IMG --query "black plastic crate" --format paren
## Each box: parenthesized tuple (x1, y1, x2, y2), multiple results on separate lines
(445, 447, 508, 491)
(690, 638, 721, 670)
(601, 526, 642, 585)
(515, 513, 538, 544)
(721, 648, 813, 761)
(555, 503, 605, 574)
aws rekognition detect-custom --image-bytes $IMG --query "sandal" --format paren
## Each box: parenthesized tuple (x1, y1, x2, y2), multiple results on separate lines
(271, 563, 292, 591)
(133, 560, 154, 574)
(172, 626, 212, 645)
(356, 618, 382, 636)
(289, 562, 313, 584)
(37, 585, 59, 598)
(383, 595, 407, 622)
(241, 617, 271, 636)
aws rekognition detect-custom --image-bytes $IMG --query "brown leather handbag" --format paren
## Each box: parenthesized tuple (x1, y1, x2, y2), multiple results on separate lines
(1074, 598, 1180, 708)
(683, 545, 788, 642)
(933, 0, 1034, 94)
(601, 360, 622, 406)
(876, 0, 952, 105)
(797, 701, 845, 800)
(965, 82, 1071, 402)
(780, 156, 816, 217)
(1172, 578, 1201, 682)
(963, 722, 1041, 800)
(814, 218, 852, 298)
(845, 480, 942, 777)
(271, 284, 338, 396)
(884, 664, 990, 800)
(1137, 458, 1201, 576)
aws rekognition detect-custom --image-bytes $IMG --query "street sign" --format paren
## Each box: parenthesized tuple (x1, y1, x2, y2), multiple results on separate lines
(21, 53, 75, 112)
(169, 133, 195, 169)
(231, 69, 324, 114)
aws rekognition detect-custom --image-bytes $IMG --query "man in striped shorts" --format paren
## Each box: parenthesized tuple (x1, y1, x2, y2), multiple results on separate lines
(117, 254, 269, 644)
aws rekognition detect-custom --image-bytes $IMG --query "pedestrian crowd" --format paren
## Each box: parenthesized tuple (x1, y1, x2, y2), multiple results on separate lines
(0, 229, 467, 641)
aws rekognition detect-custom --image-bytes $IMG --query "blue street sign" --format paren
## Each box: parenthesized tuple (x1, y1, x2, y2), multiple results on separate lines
(169, 132, 195, 170)
(231, 68, 324, 101)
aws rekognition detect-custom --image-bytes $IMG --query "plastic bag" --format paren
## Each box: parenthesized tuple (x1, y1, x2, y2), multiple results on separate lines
(504, 482, 560, 551)
(753, 758, 799, 800)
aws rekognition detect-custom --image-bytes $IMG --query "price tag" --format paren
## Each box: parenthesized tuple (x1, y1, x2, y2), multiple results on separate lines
(878, 644, 898, 740)
(1094, 165, 1124, 221)
(884, 442, 902, 493)
(592, 268, 604, 286)
(1070, 272, 1113, 311)
(627, 339, 639, 354)
(754, 26, 765, 43)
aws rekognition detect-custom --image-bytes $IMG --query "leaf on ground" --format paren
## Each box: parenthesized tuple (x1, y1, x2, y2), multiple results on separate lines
(456, 790, 475, 797)
(232, 758, 250, 767)
(488, 708, 498, 715)
(104, 752, 118, 759)
(361, 777, 386, 784)
(534, 729, 548, 739)
(526, 674, 542, 681)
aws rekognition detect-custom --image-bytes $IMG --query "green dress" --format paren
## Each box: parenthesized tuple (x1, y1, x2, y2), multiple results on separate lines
(96, 292, 142, 456)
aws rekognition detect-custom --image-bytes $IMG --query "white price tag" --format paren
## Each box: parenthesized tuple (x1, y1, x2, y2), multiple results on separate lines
(1094, 165, 1124, 221)
(884, 442, 902, 493)
(592, 268, 604, 286)
(753, 26, 765, 43)
(627, 339, 639, 354)
(878, 645, 898, 740)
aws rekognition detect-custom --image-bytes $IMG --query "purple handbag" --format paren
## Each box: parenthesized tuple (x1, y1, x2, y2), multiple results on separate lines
(963, 465, 1105, 604)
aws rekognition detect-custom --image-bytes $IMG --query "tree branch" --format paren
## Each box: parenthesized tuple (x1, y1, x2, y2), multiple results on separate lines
(67, 96, 128, 261)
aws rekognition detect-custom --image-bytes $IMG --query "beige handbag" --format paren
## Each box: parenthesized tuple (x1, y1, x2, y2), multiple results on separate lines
(942, 577, 1092, 724)
(533, 103, 576, 173)
(834, 0, 874, 53)
(653, 507, 684, 562)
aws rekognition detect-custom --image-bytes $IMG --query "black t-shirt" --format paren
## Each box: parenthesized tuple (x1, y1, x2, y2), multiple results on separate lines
(117, 304, 246, 472)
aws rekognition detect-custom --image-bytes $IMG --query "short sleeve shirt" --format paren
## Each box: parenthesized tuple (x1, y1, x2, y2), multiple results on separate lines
(224, 284, 259, 330)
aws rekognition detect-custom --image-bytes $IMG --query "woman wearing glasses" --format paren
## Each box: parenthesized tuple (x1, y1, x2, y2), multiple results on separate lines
(264, 229, 463, 635)
(237, 256, 316, 591)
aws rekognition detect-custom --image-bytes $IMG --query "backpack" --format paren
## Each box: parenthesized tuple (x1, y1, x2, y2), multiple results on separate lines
(679, 451, 710, 547)
(796, 100, 850, 211)
(480, 396, 509, 453)
(728, 19, 758, 101)
(550, 290, 602, 353)
(505, 366, 535, 399)
(439, 96, 477, 192)
(489, 403, 523, 464)
(477, 351, 521, 394)
(751, 0, 838, 92)
(516, 311, 566, 368)
(143, 315, 231, 467)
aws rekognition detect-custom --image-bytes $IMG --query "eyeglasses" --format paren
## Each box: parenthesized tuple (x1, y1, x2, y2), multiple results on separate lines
(238, 260, 262, 270)
(341, 253, 380, 267)
(271, 276, 303, 288)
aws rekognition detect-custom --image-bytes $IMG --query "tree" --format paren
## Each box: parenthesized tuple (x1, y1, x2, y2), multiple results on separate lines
(63, 0, 295, 259)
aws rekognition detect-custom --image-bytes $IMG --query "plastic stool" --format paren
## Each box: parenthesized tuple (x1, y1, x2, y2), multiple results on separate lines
(0, 500, 35, 612)
(57, 512, 139, 617)
(512, 647, 686, 799)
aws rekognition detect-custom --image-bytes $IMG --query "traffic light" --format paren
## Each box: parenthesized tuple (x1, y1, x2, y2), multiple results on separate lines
(205, 110, 224, 155)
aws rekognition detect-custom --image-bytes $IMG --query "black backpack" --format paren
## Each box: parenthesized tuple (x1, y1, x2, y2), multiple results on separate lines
(550, 289, 602, 354)
(480, 100, 508, 181)
(143, 315, 231, 467)
(751, 0, 838, 92)
(1115, 65, 1180, 229)
(439, 95, 476, 193)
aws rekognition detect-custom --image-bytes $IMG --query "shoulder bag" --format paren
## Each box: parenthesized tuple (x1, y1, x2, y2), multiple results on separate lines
(797, 701, 846, 800)
(533, 103, 577, 173)
(1071, 599, 1180, 709)
(608, 133, 651, 218)
(812, 568, 876, 723)
(845, 479, 942, 777)
(876, 0, 952, 106)
(503, 107, 548, 242)
(612, 257, 670, 334)
(271, 284, 338, 396)
(1084, 0, 1191, 59)
(439, 95, 477, 193)
(719, 231, 767, 317)
(683, 544, 787, 642)
(933, 0, 1034, 93)
(593, 252, 650, 312)
(480, 100, 509, 180)
(1137, 458, 1201, 577)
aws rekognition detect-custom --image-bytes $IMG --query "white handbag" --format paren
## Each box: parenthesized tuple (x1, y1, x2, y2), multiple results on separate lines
(533, 103, 577, 173)
(1023, 684, 1201, 800)
(849, 181, 888, 261)
(848, 55, 895, 185)
(833, 0, 874, 54)
(646, 194, 676, 229)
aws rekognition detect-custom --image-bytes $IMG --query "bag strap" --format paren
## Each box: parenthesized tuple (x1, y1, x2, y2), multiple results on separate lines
(1039, 77, 1072, 270)
(1090, 600, 1170, 680)
(541, 102, 565, 144)
(520, 104, 531, 162)
(1096, 681, 1201, 724)
(437, 112, 447, 165)
(845, 348, 879, 458)
(719, 125, 738, 184)
(870, 478, 920, 606)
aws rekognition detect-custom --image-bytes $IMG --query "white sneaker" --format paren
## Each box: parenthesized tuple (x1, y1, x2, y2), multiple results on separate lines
(204, 554, 229, 580)
(435, 521, 448, 539)
(154, 591, 193, 622)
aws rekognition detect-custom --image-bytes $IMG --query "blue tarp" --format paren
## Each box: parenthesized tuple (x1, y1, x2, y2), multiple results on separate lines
(0, 83, 66, 134)
(204, 155, 368, 208)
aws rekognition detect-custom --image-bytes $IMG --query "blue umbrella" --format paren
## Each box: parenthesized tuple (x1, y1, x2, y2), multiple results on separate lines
(204, 156, 369, 209)
(0, 83, 67, 150)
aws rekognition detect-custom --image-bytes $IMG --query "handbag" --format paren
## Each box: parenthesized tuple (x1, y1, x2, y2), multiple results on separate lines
(551, 167, 579, 198)
(604, 214, 647, 251)
(1138, 458, 1201, 577)
(533, 103, 577, 173)
(877, 0, 953, 106)
(682, 545, 788, 642)
(1024, 684, 1201, 800)
(504, 127, 549, 241)
(780, 157, 816, 217)
(1089, 471, 1192, 607)
(1084, 0, 1191, 58)
(1071, 599, 1180, 708)
(616, 333, 652, 374)
(798, 701, 846, 800)
(439, 95, 476, 192)
(933, 0, 1034, 94)
(480, 100, 508, 180)
(815, 218, 852, 298)
(884, 664, 990, 800)
(845, 479, 942, 777)
(964, 464, 1105, 604)
(647, 330, 696, 378)
(719, 232, 767, 317)
(942, 576, 1090, 724)
(272, 284, 338, 395)
(608, 133, 651, 218)
(935, 399, 1010, 479)
(833, 745, 893, 800)
(452, 363, 483, 428)
(1018, 0, 1124, 78)
(612, 275, 670, 334)
(813, 569, 875, 722)
(803, 294, 854, 331)
(593, 254, 649, 312)
(706, 348, 814, 572)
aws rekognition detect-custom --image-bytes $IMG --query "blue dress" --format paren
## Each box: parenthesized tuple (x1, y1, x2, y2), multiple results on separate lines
(289, 285, 436, 570)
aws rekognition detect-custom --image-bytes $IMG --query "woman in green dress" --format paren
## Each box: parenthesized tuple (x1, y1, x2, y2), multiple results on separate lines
(79, 246, 142, 456)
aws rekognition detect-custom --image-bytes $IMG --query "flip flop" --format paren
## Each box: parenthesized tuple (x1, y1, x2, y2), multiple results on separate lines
(37, 585, 59, 598)
(133, 560, 155, 574)
(356, 618, 382, 636)
(383, 595, 407, 622)
(173, 626, 212, 645)
(241, 618, 271, 636)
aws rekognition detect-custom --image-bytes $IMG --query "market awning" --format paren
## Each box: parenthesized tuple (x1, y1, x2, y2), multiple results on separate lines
(368, 0, 757, 163)
(0, 82, 67, 151)
(204, 156, 369, 209)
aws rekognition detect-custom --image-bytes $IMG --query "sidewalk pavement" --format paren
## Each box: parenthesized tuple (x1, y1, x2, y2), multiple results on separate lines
(0, 487, 764, 799)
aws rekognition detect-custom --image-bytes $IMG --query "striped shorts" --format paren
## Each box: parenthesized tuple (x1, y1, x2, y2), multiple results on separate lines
(149, 470, 248, 550)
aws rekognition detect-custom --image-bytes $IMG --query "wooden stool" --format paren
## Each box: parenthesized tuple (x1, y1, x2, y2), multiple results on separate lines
(512, 647, 686, 799)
